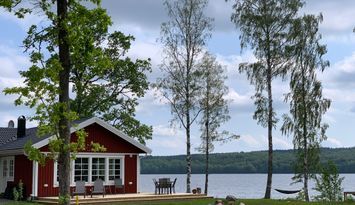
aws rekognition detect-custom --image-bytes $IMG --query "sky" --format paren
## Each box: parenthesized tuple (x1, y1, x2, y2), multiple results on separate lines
(1, 0, 355, 156)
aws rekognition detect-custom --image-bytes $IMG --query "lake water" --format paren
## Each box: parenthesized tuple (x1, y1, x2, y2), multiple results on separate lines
(140, 174, 355, 199)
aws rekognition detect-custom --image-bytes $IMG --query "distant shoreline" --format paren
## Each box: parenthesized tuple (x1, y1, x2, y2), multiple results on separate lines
(141, 147, 355, 174)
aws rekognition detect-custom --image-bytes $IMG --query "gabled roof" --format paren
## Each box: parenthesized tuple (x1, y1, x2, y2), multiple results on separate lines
(0, 117, 151, 155)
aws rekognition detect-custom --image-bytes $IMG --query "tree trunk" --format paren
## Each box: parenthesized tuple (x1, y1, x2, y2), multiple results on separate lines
(57, 0, 71, 204)
(264, 65, 273, 199)
(186, 112, 191, 193)
(204, 119, 209, 195)
(302, 67, 310, 202)
(303, 143, 309, 201)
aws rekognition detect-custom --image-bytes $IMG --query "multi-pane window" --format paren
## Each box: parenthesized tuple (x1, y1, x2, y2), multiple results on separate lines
(109, 158, 121, 180)
(3, 160, 7, 177)
(54, 156, 123, 185)
(9, 159, 14, 177)
(91, 158, 105, 181)
(74, 158, 89, 182)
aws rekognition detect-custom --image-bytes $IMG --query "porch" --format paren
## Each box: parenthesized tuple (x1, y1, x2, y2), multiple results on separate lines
(35, 193, 213, 204)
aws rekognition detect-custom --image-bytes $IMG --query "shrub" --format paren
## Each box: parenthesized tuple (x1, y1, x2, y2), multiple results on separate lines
(313, 161, 344, 202)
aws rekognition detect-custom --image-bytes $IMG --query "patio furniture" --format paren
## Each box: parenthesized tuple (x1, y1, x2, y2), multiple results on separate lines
(91, 178, 105, 198)
(171, 178, 177, 193)
(159, 178, 171, 194)
(72, 181, 86, 198)
(153, 179, 160, 194)
(114, 178, 125, 194)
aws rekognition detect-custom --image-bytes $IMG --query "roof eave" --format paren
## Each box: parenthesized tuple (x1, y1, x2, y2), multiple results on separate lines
(32, 117, 152, 154)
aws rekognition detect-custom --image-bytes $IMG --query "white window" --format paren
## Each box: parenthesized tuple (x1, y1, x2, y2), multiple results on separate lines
(74, 158, 89, 182)
(3, 160, 7, 177)
(2, 157, 14, 181)
(9, 159, 14, 177)
(91, 158, 105, 181)
(109, 158, 121, 180)
(53, 154, 125, 187)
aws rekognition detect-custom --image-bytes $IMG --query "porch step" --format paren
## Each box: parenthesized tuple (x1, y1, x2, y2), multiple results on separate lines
(36, 193, 213, 204)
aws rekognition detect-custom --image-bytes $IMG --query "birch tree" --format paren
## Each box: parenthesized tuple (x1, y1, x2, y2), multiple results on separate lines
(198, 53, 231, 194)
(229, 0, 303, 198)
(281, 14, 330, 202)
(156, 0, 212, 193)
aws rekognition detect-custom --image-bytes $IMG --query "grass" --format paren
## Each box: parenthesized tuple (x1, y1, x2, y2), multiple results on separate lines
(3, 199, 355, 205)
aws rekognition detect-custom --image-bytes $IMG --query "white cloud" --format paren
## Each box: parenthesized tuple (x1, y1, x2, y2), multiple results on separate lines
(273, 136, 293, 149)
(153, 124, 182, 138)
(0, 7, 47, 31)
(239, 134, 262, 148)
(325, 137, 343, 147)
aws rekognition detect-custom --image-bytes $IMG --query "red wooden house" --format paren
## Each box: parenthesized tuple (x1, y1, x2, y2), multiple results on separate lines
(0, 116, 151, 198)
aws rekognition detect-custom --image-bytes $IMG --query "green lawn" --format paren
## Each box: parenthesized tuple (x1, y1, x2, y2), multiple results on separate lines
(3, 199, 355, 205)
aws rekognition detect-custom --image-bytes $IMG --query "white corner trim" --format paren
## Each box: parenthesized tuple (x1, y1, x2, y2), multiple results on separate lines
(32, 161, 38, 197)
(32, 117, 152, 154)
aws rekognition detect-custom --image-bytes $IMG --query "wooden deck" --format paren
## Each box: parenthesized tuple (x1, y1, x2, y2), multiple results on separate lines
(35, 193, 213, 204)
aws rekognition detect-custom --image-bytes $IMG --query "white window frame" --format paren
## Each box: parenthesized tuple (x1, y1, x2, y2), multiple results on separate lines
(53, 153, 125, 187)
(108, 157, 123, 182)
(2, 156, 14, 182)
(91, 157, 106, 182)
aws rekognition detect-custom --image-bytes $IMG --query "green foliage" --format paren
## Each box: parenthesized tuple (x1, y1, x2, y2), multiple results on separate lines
(197, 52, 232, 153)
(156, 0, 213, 192)
(12, 188, 19, 201)
(58, 194, 70, 205)
(314, 161, 344, 202)
(90, 141, 107, 152)
(24, 141, 46, 165)
(230, 0, 304, 198)
(12, 180, 23, 201)
(281, 13, 330, 201)
(141, 147, 355, 174)
(231, 0, 304, 127)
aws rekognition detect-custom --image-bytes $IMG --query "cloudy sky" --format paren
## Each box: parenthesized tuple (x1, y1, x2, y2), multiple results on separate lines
(1, 0, 355, 155)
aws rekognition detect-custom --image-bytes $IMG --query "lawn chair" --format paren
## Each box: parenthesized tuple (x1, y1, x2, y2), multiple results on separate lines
(91, 178, 105, 198)
(72, 181, 86, 198)
(171, 178, 177, 193)
(114, 178, 125, 194)
(153, 179, 160, 194)
(159, 178, 170, 194)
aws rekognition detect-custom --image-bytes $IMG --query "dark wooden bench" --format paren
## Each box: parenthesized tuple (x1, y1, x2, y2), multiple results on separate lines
(344, 191, 355, 200)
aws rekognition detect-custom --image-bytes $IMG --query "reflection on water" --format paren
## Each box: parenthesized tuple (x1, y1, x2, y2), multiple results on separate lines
(140, 174, 355, 199)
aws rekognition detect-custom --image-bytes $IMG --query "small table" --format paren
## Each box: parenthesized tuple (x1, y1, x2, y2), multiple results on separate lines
(158, 178, 172, 194)
(344, 191, 355, 200)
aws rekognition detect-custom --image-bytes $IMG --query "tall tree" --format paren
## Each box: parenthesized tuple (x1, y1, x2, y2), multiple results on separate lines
(156, 0, 212, 193)
(1, 0, 151, 203)
(197, 52, 231, 194)
(281, 14, 330, 201)
(57, 0, 71, 202)
(68, 22, 152, 144)
(229, 0, 303, 198)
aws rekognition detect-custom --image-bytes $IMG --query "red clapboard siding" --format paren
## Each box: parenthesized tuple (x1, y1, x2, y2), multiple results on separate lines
(38, 159, 58, 197)
(36, 122, 142, 196)
(40, 123, 144, 153)
(124, 155, 137, 193)
(14, 155, 33, 197)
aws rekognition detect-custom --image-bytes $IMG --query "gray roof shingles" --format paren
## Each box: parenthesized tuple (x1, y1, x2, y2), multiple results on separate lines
(0, 118, 91, 151)
(0, 127, 49, 151)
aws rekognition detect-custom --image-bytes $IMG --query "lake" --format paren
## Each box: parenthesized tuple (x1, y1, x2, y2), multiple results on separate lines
(140, 174, 355, 199)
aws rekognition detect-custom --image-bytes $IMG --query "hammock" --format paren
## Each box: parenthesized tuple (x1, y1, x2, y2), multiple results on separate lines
(275, 189, 301, 194)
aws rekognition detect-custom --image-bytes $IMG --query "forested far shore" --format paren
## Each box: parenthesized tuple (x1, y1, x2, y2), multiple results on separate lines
(141, 147, 355, 174)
